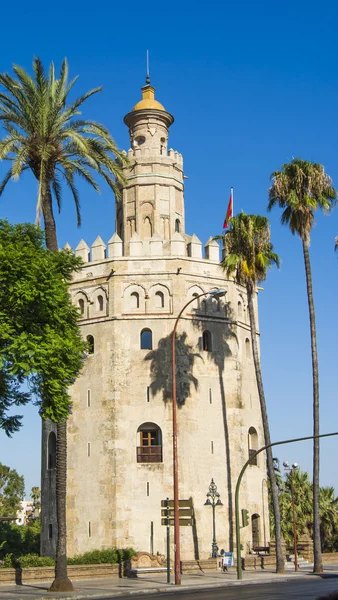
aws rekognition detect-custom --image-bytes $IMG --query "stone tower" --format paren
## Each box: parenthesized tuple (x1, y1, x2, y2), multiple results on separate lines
(118, 82, 184, 250)
(40, 78, 269, 561)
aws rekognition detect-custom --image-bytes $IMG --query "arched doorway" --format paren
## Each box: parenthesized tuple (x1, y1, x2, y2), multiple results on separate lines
(252, 513, 260, 550)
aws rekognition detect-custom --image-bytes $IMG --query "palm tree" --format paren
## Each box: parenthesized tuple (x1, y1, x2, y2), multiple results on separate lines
(0, 57, 127, 591)
(0, 57, 127, 250)
(217, 212, 284, 572)
(30, 486, 41, 514)
(268, 158, 337, 573)
(319, 487, 338, 552)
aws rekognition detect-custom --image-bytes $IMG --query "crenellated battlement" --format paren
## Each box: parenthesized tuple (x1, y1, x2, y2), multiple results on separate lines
(67, 232, 220, 263)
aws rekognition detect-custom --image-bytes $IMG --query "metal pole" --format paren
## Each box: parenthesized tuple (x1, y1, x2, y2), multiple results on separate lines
(235, 431, 338, 581)
(212, 501, 217, 558)
(171, 291, 213, 585)
(291, 472, 298, 572)
(166, 498, 170, 584)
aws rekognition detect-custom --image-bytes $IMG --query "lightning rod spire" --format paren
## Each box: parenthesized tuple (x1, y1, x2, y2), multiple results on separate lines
(146, 50, 150, 85)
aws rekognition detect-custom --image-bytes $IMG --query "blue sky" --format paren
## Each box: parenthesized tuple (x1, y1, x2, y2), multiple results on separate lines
(0, 0, 337, 497)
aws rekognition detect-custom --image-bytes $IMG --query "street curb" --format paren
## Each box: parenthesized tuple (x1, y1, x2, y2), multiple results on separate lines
(30, 572, 331, 600)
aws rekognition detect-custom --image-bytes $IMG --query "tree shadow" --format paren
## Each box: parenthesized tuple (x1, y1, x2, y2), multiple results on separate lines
(144, 296, 237, 553)
(144, 332, 201, 408)
(192, 297, 237, 552)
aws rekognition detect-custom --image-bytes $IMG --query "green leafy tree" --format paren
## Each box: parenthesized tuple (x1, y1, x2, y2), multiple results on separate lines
(0, 519, 40, 559)
(268, 158, 337, 573)
(0, 463, 24, 517)
(0, 370, 30, 436)
(216, 213, 284, 572)
(0, 220, 86, 588)
(0, 57, 127, 591)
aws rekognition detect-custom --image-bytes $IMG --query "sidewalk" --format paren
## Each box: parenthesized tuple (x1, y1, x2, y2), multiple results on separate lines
(1, 568, 338, 600)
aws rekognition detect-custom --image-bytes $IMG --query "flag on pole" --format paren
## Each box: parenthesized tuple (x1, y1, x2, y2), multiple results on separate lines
(223, 187, 233, 229)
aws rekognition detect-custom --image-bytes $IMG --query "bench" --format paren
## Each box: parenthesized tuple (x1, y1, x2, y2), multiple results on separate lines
(131, 567, 171, 577)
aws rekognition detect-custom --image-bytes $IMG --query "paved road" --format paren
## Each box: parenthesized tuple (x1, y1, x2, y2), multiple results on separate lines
(91, 577, 338, 600)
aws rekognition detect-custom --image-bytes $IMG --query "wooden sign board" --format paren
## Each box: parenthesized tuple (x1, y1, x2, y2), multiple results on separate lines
(161, 499, 192, 508)
(161, 518, 193, 527)
(161, 508, 193, 518)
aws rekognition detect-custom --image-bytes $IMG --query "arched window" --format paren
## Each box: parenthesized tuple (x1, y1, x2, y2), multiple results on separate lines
(175, 219, 180, 233)
(202, 330, 212, 352)
(78, 299, 85, 316)
(87, 335, 94, 354)
(155, 291, 164, 308)
(48, 432, 57, 470)
(238, 301, 242, 318)
(248, 427, 258, 466)
(137, 422, 162, 463)
(130, 292, 140, 309)
(140, 329, 152, 350)
(97, 295, 104, 312)
(192, 293, 200, 309)
(144, 216, 152, 238)
(245, 338, 251, 358)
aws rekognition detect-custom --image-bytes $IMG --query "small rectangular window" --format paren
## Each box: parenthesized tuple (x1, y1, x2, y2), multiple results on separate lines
(87, 390, 91, 407)
(209, 388, 212, 404)
(147, 386, 150, 402)
(211, 441, 214, 454)
(147, 482, 150, 497)
(48, 524, 53, 539)
(88, 521, 92, 537)
(87, 442, 91, 457)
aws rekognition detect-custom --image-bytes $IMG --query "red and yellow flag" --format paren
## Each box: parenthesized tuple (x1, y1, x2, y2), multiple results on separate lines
(223, 188, 233, 229)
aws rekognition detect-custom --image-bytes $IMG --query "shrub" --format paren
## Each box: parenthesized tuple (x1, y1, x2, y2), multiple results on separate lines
(14, 554, 54, 568)
(0, 546, 136, 568)
(68, 549, 119, 565)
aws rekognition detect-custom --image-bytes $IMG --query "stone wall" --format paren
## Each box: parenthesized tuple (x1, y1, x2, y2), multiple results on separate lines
(0, 563, 120, 585)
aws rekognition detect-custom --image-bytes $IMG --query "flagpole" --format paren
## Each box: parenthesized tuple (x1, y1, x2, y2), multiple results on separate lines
(231, 187, 233, 220)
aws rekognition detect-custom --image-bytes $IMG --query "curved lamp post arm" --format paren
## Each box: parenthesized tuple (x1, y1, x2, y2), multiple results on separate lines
(171, 290, 225, 585)
(235, 431, 338, 581)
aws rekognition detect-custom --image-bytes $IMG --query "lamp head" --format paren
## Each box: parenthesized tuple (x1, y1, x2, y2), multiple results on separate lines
(282, 461, 289, 468)
(216, 499, 223, 506)
(204, 499, 212, 506)
(209, 288, 227, 299)
(292, 462, 298, 469)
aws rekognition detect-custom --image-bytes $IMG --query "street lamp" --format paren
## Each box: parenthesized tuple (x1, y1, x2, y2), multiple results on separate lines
(283, 461, 299, 572)
(171, 287, 227, 585)
(204, 478, 223, 558)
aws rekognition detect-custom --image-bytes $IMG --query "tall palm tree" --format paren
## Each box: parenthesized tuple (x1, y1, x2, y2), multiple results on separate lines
(0, 57, 127, 591)
(217, 212, 284, 572)
(0, 57, 127, 250)
(268, 158, 337, 573)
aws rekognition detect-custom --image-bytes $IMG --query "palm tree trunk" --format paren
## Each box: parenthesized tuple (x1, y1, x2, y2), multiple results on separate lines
(247, 287, 285, 573)
(41, 184, 73, 591)
(41, 185, 58, 252)
(302, 238, 322, 573)
(49, 420, 73, 591)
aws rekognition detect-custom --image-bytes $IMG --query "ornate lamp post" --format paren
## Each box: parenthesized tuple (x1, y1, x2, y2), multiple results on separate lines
(171, 288, 226, 584)
(283, 461, 299, 572)
(204, 478, 223, 558)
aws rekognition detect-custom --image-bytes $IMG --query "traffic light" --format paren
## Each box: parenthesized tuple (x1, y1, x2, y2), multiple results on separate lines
(241, 508, 249, 527)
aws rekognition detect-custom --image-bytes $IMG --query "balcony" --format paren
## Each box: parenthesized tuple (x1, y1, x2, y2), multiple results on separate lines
(137, 446, 162, 463)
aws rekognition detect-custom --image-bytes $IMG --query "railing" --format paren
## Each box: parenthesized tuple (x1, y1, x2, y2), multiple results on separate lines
(249, 449, 257, 466)
(137, 446, 162, 463)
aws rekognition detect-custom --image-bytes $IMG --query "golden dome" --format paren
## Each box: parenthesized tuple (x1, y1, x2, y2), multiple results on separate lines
(132, 84, 166, 112)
